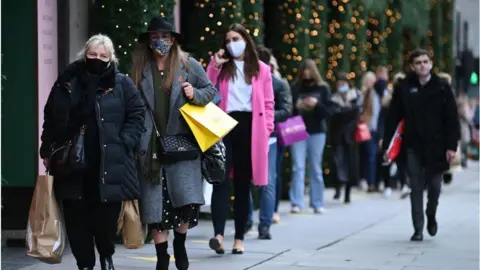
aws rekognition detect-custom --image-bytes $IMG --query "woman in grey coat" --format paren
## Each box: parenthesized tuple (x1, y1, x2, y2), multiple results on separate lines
(131, 17, 216, 270)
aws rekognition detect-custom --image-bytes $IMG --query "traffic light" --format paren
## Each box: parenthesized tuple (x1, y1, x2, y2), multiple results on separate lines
(470, 72, 478, 85)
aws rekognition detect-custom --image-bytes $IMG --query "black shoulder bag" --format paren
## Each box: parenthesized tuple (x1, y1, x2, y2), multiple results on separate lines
(139, 89, 200, 164)
(49, 125, 87, 178)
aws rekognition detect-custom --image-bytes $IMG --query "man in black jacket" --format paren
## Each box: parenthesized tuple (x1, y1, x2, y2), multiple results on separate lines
(248, 45, 292, 239)
(382, 48, 460, 241)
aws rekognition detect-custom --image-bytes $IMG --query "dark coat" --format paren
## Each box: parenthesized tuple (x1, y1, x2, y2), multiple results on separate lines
(329, 89, 363, 146)
(39, 60, 145, 202)
(270, 76, 292, 137)
(382, 72, 460, 174)
(291, 82, 332, 134)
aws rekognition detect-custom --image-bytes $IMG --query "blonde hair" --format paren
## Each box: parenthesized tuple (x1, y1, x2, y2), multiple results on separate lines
(438, 72, 452, 85)
(393, 72, 406, 84)
(130, 41, 189, 91)
(77, 34, 119, 64)
(361, 71, 376, 93)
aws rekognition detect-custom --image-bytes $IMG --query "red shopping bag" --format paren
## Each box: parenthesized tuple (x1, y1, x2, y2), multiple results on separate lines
(385, 119, 405, 162)
(355, 122, 372, 143)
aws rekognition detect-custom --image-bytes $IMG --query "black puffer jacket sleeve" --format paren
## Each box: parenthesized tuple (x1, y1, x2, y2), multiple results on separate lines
(120, 75, 145, 151)
(39, 86, 57, 159)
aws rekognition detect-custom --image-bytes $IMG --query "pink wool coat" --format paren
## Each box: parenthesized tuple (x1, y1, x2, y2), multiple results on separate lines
(206, 57, 274, 186)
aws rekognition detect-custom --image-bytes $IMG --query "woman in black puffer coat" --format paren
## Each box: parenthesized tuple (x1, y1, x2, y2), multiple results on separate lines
(39, 34, 145, 270)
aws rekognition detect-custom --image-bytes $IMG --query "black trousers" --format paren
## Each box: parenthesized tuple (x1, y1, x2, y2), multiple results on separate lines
(211, 112, 252, 240)
(63, 198, 121, 268)
(406, 149, 442, 232)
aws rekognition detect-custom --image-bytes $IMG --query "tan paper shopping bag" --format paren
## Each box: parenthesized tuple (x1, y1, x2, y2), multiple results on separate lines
(117, 200, 144, 249)
(26, 174, 66, 264)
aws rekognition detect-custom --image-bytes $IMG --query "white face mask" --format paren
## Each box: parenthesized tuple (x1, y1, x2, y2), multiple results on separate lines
(338, 84, 349, 93)
(226, 40, 246, 58)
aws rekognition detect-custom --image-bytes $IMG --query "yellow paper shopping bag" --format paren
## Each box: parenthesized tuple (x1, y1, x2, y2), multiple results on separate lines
(180, 102, 238, 152)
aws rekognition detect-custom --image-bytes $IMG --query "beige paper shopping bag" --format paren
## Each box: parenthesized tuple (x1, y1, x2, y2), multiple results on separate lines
(26, 174, 66, 264)
(117, 200, 144, 249)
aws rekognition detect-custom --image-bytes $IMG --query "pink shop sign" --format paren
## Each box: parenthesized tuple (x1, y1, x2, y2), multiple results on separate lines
(37, 0, 58, 173)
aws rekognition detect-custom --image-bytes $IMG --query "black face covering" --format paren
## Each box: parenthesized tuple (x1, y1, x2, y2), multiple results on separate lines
(303, 78, 315, 86)
(85, 58, 109, 75)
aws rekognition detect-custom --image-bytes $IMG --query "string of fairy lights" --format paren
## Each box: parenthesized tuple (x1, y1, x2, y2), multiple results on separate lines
(96, 0, 450, 83)
(192, 0, 249, 67)
(95, 1, 174, 73)
(242, 0, 264, 44)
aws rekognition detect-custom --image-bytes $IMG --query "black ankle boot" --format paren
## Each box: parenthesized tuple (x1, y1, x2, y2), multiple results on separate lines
(427, 215, 438, 236)
(410, 231, 423, 241)
(100, 256, 115, 270)
(155, 242, 170, 270)
(79, 268, 93, 270)
(173, 231, 189, 270)
(333, 184, 342, 200)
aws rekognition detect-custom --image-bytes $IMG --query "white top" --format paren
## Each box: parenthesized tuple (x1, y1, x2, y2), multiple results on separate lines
(226, 60, 253, 113)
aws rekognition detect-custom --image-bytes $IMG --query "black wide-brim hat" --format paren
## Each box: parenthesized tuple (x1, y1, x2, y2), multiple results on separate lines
(138, 16, 183, 43)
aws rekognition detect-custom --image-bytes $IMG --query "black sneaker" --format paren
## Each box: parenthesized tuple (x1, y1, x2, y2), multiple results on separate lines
(258, 225, 272, 240)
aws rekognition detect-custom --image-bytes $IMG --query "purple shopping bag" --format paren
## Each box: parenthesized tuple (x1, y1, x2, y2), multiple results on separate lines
(277, 116, 309, 146)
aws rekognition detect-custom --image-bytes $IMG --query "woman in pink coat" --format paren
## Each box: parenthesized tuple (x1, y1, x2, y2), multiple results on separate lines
(206, 23, 274, 254)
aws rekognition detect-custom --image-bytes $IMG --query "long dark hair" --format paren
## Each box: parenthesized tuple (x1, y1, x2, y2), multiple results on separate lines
(218, 23, 259, 84)
(294, 59, 325, 86)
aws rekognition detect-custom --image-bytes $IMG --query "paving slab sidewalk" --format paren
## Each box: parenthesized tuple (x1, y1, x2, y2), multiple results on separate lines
(4, 163, 479, 270)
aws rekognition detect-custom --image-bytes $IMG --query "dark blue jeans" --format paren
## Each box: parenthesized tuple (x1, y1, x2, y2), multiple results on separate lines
(275, 144, 285, 212)
(248, 141, 278, 226)
(362, 131, 378, 187)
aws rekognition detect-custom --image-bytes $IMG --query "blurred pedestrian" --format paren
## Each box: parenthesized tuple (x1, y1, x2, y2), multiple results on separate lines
(289, 59, 332, 214)
(246, 45, 292, 239)
(359, 71, 376, 191)
(330, 72, 363, 203)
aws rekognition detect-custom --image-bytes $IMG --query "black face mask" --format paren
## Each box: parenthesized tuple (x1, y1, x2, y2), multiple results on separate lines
(85, 58, 109, 75)
(303, 78, 315, 85)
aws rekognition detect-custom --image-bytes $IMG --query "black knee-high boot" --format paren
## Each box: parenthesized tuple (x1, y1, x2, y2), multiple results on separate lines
(173, 231, 189, 270)
(155, 242, 170, 270)
(344, 182, 351, 203)
(333, 182, 343, 200)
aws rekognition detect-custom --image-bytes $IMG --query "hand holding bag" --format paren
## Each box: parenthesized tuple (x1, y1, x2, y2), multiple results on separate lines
(26, 172, 66, 264)
(385, 119, 405, 163)
(179, 102, 238, 152)
(355, 122, 371, 143)
(277, 116, 309, 146)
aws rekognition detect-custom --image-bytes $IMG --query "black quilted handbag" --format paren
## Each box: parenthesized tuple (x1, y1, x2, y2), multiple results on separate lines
(201, 141, 226, 185)
(157, 135, 200, 164)
(138, 88, 200, 164)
